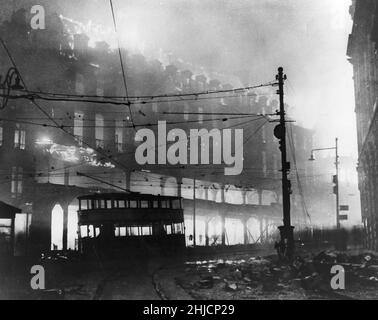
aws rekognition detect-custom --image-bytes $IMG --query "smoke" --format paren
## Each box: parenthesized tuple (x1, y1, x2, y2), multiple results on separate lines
(1, 0, 356, 155)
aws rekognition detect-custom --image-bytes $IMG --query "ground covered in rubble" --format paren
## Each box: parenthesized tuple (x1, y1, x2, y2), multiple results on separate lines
(2, 249, 378, 300)
(158, 250, 378, 300)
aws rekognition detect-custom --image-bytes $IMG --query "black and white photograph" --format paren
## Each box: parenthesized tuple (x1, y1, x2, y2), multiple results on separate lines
(0, 0, 377, 306)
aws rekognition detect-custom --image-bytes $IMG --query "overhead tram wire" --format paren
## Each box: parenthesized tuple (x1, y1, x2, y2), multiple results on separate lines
(109, 0, 136, 131)
(0, 114, 266, 130)
(5, 90, 276, 107)
(15, 81, 277, 101)
(0, 37, 136, 186)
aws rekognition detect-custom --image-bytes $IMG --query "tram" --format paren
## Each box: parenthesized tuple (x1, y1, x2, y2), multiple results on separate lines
(77, 192, 186, 258)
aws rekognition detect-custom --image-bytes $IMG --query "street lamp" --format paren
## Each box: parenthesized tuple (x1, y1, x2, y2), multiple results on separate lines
(309, 138, 340, 230)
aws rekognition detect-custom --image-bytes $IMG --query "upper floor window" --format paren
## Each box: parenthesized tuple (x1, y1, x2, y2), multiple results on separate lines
(95, 114, 104, 148)
(74, 112, 84, 145)
(184, 103, 189, 121)
(198, 107, 203, 124)
(76, 74, 85, 95)
(115, 119, 123, 152)
(14, 124, 26, 150)
(0, 121, 3, 147)
(152, 102, 158, 113)
(11, 167, 23, 198)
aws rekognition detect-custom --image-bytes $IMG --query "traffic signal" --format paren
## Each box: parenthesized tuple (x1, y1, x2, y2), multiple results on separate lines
(332, 175, 338, 195)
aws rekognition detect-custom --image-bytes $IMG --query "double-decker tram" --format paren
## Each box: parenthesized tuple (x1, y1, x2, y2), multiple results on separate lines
(77, 193, 186, 258)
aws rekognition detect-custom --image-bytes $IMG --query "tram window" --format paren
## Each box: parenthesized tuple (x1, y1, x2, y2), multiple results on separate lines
(95, 227, 100, 237)
(114, 226, 120, 237)
(88, 225, 94, 238)
(100, 200, 106, 208)
(88, 201, 92, 210)
(106, 200, 112, 209)
(153, 200, 159, 208)
(130, 226, 139, 236)
(173, 223, 183, 234)
(81, 200, 88, 210)
(140, 200, 148, 208)
(142, 226, 152, 236)
(119, 200, 126, 208)
(120, 227, 126, 236)
(165, 224, 172, 235)
(130, 200, 137, 208)
(80, 225, 88, 237)
(161, 200, 168, 208)
(171, 199, 180, 209)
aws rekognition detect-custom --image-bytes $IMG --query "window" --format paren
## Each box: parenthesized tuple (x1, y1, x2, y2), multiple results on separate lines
(115, 119, 123, 152)
(152, 102, 158, 113)
(153, 200, 159, 208)
(130, 200, 137, 208)
(95, 114, 104, 148)
(130, 226, 139, 236)
(80, 200, 88, 210)
(171, 199, 181, 209)
(14, 124, 26, 149)
(262, 151, 267, 177)
(161, 200, 168, 208)
(173, 223, 183, 234)
(142, 226, 152, 236)
(11, 167, 23, 198)
(74, 112, 84, 145)
(76, 74, 85, 95)
(141, 200, 149, 208)
(184, 103, 189, 120)
(165, 224, 172, 235)
(198, 107, 203, 124)
(0, 121, 3, 147)
(120, 227, 126, 236)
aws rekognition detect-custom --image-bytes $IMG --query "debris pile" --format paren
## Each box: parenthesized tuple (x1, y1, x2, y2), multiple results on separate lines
(175, 251, 378, 299)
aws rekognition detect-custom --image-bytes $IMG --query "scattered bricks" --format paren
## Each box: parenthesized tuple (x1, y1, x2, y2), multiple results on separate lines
(198, 278, 214, 289)
(262, 280, 277, 292)
(291, 278, 303, 289)
(232, 269, 243, 280)
(224, 282, 238, 292)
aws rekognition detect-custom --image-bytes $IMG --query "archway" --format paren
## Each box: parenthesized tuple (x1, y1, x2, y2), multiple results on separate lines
(51, 204, 63, 250)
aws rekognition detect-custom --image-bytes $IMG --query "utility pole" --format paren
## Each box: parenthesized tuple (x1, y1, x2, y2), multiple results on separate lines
(193, 178, 196, 247)
(309, 138, 340, 230)
(274, 67, 294, 260)
(335, 138, 340, 230)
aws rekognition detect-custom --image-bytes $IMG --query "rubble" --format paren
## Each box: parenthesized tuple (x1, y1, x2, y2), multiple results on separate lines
(175, 250, 378, 300)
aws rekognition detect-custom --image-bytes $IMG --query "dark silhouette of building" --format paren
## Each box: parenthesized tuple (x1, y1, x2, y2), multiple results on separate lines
(347, 0, 378, 250)
(0, 7, 314, 254)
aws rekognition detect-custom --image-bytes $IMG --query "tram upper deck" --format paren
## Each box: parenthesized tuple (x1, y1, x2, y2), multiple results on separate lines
(77, 192, 185, 257)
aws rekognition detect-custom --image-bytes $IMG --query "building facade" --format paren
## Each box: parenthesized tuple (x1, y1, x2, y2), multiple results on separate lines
(348, 0, 378, 250)
(0, 7, 314, 254)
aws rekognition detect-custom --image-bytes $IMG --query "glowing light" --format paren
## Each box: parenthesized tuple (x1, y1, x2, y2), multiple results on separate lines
(35, 137, 53, 145)
(40, 142, 115, 168)
(51, 204, 63, 250)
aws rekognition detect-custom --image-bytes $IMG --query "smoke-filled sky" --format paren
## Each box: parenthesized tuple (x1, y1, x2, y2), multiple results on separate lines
(4, 0, 356, 157)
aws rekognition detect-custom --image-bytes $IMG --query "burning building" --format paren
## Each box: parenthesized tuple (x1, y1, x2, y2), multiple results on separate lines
(0, 6, 315, 256)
